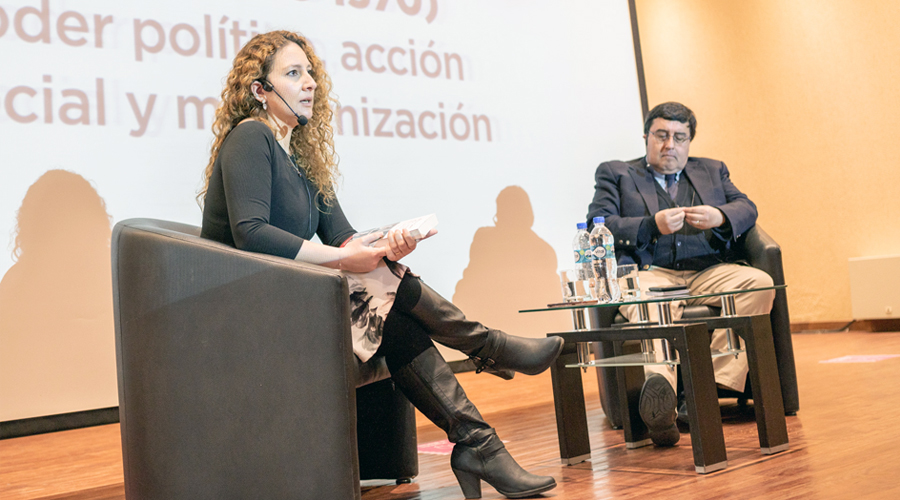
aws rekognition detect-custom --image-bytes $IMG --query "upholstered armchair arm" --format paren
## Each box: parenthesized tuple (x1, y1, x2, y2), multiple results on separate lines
(741, 225, 785, 286)
(112, 218, 362, 499)
(739, 224, 799, 414)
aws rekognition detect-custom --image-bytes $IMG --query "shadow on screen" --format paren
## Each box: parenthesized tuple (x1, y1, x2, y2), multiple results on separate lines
(452, 186, 568, 340)
(0, 170, 117, 420)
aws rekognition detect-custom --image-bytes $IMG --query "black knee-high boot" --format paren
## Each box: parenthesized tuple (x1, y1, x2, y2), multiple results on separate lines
(397, 275, 563, 380)
(391, 346, 557, 499)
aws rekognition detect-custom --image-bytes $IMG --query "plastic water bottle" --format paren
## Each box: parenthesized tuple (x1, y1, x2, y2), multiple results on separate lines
(572, 222, 594, 300)
(589, 216, 621, 302)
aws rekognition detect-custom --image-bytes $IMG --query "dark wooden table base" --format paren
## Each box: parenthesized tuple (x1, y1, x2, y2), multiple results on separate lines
(550, 313, 788, 473)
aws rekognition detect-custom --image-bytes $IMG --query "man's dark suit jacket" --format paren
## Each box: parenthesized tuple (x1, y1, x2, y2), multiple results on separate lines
(586, 157, 757, 270)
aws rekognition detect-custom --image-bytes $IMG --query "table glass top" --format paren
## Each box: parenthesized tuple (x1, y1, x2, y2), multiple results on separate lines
(519, 284, 786, 313)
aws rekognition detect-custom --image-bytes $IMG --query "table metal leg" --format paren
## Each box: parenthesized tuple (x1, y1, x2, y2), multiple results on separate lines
(571, 308, 587, 330)
(637, 303, 651, 322)
(656, 302, 677, 368)
(550, 339, 591, 465)
(635, 303, 655, 354)
(614, 341, 651, 448)
(571, 309, 592, 370)
(720, 294, 742, 356)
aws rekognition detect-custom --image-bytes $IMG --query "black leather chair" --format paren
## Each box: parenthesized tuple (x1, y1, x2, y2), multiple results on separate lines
(589, 225, 799, 429)
(111, 218, 417, 500)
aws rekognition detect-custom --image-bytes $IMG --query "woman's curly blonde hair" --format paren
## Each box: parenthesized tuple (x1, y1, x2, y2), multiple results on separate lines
(198, 30, 339, 206)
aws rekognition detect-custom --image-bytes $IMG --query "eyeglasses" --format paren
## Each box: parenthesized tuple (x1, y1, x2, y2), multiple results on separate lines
(650, 130, 690, 145)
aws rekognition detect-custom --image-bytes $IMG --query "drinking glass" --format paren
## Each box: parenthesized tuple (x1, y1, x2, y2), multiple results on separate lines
(559, 269, 590, 302)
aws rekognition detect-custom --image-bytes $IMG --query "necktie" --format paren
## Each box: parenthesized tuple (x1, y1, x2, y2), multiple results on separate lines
(665, 173, 678, 200)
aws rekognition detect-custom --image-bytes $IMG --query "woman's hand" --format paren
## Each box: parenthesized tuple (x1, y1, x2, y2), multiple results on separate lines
(338, 233, 388, 272)
(376, 228, 438, 262)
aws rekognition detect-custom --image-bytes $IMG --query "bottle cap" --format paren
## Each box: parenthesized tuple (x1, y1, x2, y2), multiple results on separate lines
(593, 216, 605, 224)
(576, 222, 587, 230)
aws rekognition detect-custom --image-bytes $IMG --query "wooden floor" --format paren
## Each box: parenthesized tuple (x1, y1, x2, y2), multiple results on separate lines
(4, 331, 900, 499)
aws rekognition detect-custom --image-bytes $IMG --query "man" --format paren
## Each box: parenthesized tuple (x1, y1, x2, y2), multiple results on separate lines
(586, 102, 775, 446)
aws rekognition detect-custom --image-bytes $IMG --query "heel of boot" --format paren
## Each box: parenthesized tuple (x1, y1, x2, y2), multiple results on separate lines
(452, 467, 482, 499)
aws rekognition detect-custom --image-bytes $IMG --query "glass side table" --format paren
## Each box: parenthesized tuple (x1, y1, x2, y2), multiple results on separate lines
(520, 285, 789, 473)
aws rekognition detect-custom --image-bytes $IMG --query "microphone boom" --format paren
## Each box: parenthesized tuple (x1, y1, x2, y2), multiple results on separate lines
(268, 83, 308, 126)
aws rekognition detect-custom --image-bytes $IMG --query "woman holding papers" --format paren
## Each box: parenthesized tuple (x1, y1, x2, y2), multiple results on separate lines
(198, 30, 560, 498)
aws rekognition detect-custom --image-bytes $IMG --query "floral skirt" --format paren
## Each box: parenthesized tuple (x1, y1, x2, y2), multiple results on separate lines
(344, 258, 410, 362)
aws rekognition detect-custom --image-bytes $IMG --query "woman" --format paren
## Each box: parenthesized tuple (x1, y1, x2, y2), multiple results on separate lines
(199, 31, 562, 499)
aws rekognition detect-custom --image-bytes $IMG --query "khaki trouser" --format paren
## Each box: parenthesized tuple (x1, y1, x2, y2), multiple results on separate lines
(619, 263, 775, 392)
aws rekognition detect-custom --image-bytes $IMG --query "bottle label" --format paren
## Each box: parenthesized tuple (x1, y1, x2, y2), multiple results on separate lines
(592, 246, 606, 259)
(574, 249, 590, 264)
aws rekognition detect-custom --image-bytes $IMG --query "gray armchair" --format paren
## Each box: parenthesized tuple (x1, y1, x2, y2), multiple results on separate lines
(590, 224, 798, 428)
(111, 218, 417, 500)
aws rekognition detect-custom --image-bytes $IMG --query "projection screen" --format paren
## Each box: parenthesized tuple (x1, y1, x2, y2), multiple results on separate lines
(0, 0, 645, 420)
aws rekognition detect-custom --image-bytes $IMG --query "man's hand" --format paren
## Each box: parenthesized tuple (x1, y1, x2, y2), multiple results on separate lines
(655, 207, 686, 235)
(682, 206, 725, 230)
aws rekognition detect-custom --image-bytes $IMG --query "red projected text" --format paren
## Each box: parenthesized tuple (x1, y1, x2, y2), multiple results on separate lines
(0, 0, 112, 47)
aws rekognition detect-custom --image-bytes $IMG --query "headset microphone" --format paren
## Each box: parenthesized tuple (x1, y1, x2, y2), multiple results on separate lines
(258, 80, 308, 126)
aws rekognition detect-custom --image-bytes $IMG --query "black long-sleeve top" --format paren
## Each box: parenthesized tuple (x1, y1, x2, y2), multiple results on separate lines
(201, 121, 356, 257)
